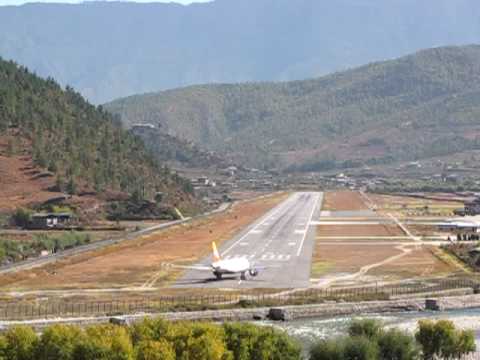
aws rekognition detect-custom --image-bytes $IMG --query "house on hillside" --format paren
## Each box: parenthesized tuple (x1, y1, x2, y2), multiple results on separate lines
(29, 213, 73, 229)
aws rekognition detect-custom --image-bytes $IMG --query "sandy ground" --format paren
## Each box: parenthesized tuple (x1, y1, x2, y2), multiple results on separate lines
(0, 193, 288, 291)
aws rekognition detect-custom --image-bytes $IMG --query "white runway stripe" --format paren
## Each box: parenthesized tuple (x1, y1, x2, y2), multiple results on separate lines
(311, 221, 390, 225)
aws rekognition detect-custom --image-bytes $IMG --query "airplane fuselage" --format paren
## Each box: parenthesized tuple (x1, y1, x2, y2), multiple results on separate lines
(212, 257, 250, 275)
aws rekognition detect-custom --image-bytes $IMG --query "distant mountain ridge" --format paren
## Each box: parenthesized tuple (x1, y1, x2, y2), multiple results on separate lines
(0, 0, 480, 103)
(106, 45, 480, 171)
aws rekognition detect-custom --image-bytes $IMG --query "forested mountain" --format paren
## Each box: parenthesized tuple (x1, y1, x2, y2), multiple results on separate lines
(0, 0, 480, 103)
(130, 125, 228, 169)
(0, 57, 194, 207)
(106, 45, 480, 171)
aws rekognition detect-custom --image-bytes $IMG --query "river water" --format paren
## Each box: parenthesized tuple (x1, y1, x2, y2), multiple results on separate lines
(262, 308, 480, 353)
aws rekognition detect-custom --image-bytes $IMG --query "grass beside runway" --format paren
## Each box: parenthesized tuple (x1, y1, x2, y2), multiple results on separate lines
(0, 192, 290, 294)
(310, 191, 464, 287)
(311, 261, 333, 278)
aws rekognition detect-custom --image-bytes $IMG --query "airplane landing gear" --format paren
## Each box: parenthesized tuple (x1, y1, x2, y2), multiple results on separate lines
(240, 272, 246, 280)
(215, 272, 222, 280)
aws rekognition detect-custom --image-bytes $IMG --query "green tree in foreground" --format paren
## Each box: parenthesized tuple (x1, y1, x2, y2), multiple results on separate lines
(135, 340, 175, 360)
(1, 326, 37, 360)
(415, 320, 476, 360)
(378, 329, 420, 360)
(310, 319, 474, 360)
(35, 324, 85, 360)
(348, 318, 384, 340)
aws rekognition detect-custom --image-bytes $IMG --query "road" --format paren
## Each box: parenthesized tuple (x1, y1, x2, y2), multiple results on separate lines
(0, 203, 231, 276)
(174, 192, 323, 289)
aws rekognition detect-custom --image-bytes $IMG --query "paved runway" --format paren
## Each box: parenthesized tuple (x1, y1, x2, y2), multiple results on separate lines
(173, 192, 323, 289)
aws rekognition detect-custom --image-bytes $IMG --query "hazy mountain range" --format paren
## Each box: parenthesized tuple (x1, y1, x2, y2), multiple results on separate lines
(106, 45, 480, 171)
(0, 0, 479, 103)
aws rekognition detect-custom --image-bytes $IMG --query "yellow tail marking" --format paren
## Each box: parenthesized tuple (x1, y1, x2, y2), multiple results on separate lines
(212, 242, 221, 261)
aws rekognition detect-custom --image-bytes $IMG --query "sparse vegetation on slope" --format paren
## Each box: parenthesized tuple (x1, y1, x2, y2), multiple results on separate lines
(130, 125, 228, 169)
(0, 58, 196, 213)
(107, 45, 480, 171)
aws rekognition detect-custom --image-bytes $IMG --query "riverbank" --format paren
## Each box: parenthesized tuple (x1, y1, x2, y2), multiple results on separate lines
(3, 291, 480, 331)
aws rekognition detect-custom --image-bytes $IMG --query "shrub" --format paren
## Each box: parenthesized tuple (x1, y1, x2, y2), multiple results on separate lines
(0, 335, 7, 360)
(311, 319, 421, 360)
(348, 319, 384, 340)
(343, 336, 380, 360)
(378, 329, 419, 360)
(3, 326, 38, 360)
(135, 340, 175, 360)
(223, 322, 300, 360)
(74, 324, 134, 360)
(35, 324, 85, 360)
(130, 318, 171, 346)
(309, 338, 345, 360)
(167, 322, 231, 360)
(250, 327, 301, 360)
(415, 320, 476, 360)
(11, 208, 32, 228)
(310, 336, 379, 360)
(223, 323, 260, 360)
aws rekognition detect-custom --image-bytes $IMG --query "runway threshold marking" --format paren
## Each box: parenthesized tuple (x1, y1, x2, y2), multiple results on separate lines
(296, 193, 320, 257)
(221, 194, 296, 256)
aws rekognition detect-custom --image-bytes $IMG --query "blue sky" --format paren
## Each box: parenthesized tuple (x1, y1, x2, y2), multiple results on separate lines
(0, 0, 211, 5)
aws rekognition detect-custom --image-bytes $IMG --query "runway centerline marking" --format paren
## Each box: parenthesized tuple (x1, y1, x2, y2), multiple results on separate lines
(221, 194, 297, 256)
(297, 193, 320, 257)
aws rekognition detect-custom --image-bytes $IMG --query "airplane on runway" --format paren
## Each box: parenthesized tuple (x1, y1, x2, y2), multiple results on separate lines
(172, 242, 264, 280)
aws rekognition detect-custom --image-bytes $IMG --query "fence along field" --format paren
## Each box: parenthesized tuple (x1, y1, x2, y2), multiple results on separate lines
(0, 278, 476, 320)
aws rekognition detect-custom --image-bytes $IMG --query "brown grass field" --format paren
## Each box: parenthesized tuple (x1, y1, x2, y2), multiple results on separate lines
(0, 193, 288, 291)
(370, 246, 458, 278)
(322, 190, 370, 211)
(311, 191, 463, 283)
(369, 193, 463, 219)
(317, 224, 404, 237)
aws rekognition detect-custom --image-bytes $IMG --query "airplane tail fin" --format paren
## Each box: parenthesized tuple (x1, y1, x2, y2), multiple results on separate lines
(212, 242, 221, 262)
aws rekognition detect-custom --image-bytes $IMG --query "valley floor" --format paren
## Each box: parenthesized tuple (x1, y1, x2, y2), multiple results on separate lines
(0, 189, 468, 305)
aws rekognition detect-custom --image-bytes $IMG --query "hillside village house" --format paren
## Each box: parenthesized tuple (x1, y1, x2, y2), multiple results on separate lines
(29, 213, 72, 229)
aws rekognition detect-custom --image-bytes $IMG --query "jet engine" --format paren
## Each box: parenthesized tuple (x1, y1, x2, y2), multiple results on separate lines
(249, 268, 259, 277)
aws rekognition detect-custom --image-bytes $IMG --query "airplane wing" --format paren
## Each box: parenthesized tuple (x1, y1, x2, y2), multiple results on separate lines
(251, 264, 280, 270)
(168, 264, 212, 271)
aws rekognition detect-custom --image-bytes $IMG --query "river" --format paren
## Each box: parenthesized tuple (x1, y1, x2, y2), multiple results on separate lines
(263, 308, 480, 354)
